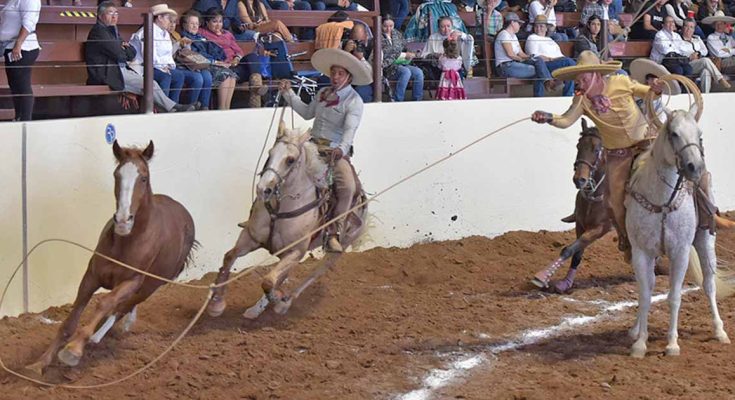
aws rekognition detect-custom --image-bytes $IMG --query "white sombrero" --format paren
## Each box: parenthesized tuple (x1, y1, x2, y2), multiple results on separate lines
(630, 58, 681, 95)
(311, 48, 373, 86)
(151, 4, 177, 17)
(701, 10, 735, 25)
(552, 50, 622, 81)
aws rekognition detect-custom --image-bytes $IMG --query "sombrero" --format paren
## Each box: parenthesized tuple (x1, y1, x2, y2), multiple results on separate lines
(629, 58, 681, 95)
(533, 15, 554, 26)
(150, 4, 177, 17)
(311, 48, 373, 86)
(701, 10, 735, 25)
(551, 50, 622, 81)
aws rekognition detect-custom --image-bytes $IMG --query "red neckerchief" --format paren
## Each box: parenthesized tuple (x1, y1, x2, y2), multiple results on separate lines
(319, 87, 340, 107)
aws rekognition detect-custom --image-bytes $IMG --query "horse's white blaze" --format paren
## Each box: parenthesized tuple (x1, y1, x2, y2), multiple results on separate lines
(90, 315, 116, 344)
(257, 144, 290, 198)
(115, 162, 139, 234)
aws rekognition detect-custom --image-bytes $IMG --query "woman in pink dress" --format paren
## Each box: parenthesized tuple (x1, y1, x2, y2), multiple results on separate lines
(436, 39, 466, 100)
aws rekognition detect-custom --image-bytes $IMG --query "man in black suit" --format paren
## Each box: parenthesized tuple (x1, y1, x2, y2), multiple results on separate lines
(85, 1, 193, 112)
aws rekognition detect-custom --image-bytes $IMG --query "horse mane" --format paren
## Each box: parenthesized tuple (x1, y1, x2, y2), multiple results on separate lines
(303, 141, 329, 189)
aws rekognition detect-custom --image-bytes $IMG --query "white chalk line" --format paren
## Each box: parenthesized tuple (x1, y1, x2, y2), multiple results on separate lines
(394, 287, 698, 400)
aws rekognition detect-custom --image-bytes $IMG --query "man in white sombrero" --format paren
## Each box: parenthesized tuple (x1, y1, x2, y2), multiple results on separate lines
(703, 11, 735, 74)
(630, 57, 679, 124)
(278, 48, 372, 253)
(531, 50, 664, 262)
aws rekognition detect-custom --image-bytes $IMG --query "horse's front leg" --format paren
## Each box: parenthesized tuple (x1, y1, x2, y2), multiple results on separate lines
(243, 250, 302, 319)
(208, 226, 261, 318)
(693, 231, 730, 344)
(533, 223, 607, 289)
(630, 248, 655, 358)
(665, 246, 693, 356)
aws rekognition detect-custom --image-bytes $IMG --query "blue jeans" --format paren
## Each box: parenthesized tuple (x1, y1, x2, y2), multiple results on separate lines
(394, 65, 424, 101)
(392, 0, 409, 29)
(549, 31, 569, 42)
(178, 68, 206, 106)
(354, 84, 373, 102)
(327, 2, 358, 10)
(310, 0, 326, 9)
(498, 57, 551, 97)
(269, 0, 312, 9)
(545, 58, 576, 96)
(232, 29, 258, 41)
(154, 67, 185, 102)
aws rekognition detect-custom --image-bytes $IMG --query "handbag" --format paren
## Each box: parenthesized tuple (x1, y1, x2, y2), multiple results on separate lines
(175, 48, 210, 71)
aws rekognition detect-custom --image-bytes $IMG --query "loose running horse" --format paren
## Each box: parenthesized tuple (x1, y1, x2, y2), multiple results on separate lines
(532, 119, 612, 293)
(27, 141, 196, 374)
(207, 122, 367, 319)
(625, 102, 733, 358)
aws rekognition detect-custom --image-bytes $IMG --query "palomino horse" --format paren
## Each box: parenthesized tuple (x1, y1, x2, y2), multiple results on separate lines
(625, 102, 732, 358)
(532, 119, 612, 293)
(26, 141, 196, 374)
(207, 122, 367, 319)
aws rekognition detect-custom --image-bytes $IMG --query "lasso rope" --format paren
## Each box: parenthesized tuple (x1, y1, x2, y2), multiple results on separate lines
(0, 115, 531, 389)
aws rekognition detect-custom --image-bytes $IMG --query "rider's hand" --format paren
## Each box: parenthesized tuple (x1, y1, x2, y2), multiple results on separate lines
(278, 79, 292, 93)
(331, 148, 344, 162)
(650, 78, 664, 95)
(531, 111, 553, 124)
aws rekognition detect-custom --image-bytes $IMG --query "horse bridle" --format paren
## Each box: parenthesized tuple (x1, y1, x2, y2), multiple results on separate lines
(574, 134, 606, 201)
(258, 140, 304, 201)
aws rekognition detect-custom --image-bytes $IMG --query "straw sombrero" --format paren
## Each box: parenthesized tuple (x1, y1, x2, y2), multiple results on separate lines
(551, 50, 622, 81)
(629, 58, 681, 95)
(311, 48, 373, 86)
(150, 4, 177, 17)
(533, 15, 554, 26)
(701, 10, 735, 25)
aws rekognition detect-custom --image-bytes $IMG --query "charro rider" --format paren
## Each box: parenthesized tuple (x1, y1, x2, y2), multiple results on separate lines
(278, 48, 372, 253)
(531, 51, 665, 262)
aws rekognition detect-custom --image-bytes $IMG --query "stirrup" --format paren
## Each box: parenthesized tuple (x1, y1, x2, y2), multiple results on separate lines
(325, 236, 343, 253)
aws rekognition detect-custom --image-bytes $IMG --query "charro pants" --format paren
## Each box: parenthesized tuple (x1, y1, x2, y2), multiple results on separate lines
(605, 148, 637, 250)
(332, 158, 356, 233)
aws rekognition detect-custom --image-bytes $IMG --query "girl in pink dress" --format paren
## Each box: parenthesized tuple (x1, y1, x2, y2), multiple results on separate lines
(436, 39, 466, 100)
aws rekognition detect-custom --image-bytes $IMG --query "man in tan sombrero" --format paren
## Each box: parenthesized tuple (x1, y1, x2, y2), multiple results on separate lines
(278, 48, 372, 253)
(531, 51, 664, 261)
(703, 11, 735, 74)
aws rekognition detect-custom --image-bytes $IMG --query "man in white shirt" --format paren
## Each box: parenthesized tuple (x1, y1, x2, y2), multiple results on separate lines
(130, 4, 184, 103)
(680, 18, 730, 92)
(527, 0, 569, 41)
(422, 16, 476, 75)
(651, 15, 692, 76)
(525, 16, 576, 95)
(704, 13, 735, 74)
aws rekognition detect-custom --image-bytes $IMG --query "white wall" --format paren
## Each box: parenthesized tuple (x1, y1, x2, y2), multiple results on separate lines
(1, 94, 734, 317)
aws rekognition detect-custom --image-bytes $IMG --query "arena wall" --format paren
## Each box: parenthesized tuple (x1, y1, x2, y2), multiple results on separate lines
(1, 94, 734, 317)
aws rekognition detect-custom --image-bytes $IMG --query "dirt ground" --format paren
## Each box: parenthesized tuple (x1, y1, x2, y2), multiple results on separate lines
(3, 213, 735, 400)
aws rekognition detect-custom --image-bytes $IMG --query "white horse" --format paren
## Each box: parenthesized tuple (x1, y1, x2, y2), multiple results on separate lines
(625, 105, 732, 358)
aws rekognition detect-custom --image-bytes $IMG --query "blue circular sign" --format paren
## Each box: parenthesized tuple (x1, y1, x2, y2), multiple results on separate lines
(105, 123, 116, 145)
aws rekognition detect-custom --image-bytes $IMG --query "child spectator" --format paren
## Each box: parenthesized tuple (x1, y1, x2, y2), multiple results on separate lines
(436, 39, 466, 100)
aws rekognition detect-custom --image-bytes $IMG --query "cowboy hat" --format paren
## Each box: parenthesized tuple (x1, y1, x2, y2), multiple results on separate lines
(504, 13, 525, 24)
(629, 58, 681, 95)
(701, 10, 735, 25)
(150, 4, 177, 17)
(551, 50, 622, 81)
(311, 48, 373, 86)
(533, 15, 554, 26)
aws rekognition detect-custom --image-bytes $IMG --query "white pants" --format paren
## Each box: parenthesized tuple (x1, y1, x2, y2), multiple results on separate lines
(690, 57, 724, 93)
(119, 67, 176, 111)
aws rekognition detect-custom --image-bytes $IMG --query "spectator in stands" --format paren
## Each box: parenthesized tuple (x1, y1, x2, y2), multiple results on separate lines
(381, 15, 424, 101)
(495, 13, 558, 97)
(698, 0, 730, 36)
(325, 0, 358, 11)
(580, 0, 605, 26)
(268, 0, 317, 11)
(525, 15, 576, 95)
(679, 18, 731, 91)
(436, 39, 466, 100)
(0, 0, 41, 121)
(181, 10, 239, 109)
(575, 14, 603, 57)
(238, 0, 295, 41)
(130, 5, 188, 105)
(554, 0, 576, 12)
(631, 0, 667, 39)
(651, 15, 693, 76)
(169, 14, 212, 109)
(192, 0, 258, 40)
(666, 0, 705, 37)
(199, 8, 268, 107)
(423, 16, 476, 77)
(86, 2, 194, 112)
(344, 22, 373, 60)
(344, 41, 373, 101)
(704, 12, 735, 73)
(315, 12, 354, 49)
(391, 0, 410, 30)
(527, 0, 570, 41)
(485, 0, 504, 39)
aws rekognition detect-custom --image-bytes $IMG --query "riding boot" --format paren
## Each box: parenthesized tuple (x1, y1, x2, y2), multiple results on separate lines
(326, 221, 344, 253)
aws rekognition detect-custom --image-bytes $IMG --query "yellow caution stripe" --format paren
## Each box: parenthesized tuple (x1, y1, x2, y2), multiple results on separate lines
(58, 10, 96, 18)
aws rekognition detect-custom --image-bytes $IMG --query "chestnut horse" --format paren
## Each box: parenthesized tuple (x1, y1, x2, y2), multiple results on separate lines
(207, 122, 367, 319)
(26, 141, 196, 374)
(532, 119, 612, 293)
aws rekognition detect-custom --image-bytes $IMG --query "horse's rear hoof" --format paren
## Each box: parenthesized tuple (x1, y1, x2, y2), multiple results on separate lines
(207, 299, 226, 318)
(57, 345, 82, 367)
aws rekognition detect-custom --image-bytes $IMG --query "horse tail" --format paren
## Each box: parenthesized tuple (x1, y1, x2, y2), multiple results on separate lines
(686, 246, 735, 299)
(715, 215, 735, 230)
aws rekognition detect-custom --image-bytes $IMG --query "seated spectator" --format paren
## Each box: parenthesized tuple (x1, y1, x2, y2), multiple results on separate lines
(631, 0, 667, 39)
(315, 13, 354, 49)
(168, 15, 211, 109)
(238, 0, 295, 41)
(199, 8, 267, 107)
(575, 15, 604, 58)
(527, 0, 569, 41)
(495, 13, 556, 97)
(181, 10, 239, 109)
(485, 0, 504, 39)
(679, 17, 731, 91)
(192, 0, 257, 40)
(86, 2, 193, 112)
(525, 15, 576, 96)
(344, 22, 373, 60)
(579, 0, 605, 26)
(267, 0, 318, 11)
(554, 0, 576, 12)
(325, 0, 358, 11)
(436, 39, 467, 100)
(380, 15, 424, 101)
(704, 12, 735, 74)
(698, 0, 729, 36)
(580, 0, 624, 40)
(422, 16, 476, 76)
(666, 0, 705, 37)
(343, 41, 373, 101)
(651, 15, 693, 77)
(130, 5, 187, 105)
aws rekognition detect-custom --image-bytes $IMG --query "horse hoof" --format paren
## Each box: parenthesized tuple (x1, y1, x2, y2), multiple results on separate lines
(716, 333, 731, 344)
(57, 345, 82, 367)
(530, 277, 548, 289)
(553, 280, 573, 294)
(207, 298, 227, 318)
(273, 299, 292, 315)
(630, 343, 647, 358)
(665, 345, 680, 356)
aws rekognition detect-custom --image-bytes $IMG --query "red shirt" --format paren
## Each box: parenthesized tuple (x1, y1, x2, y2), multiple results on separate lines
(199, 27, 244, 63)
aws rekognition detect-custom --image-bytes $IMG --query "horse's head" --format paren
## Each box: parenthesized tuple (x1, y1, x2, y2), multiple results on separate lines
(660, 108, 704, 182)
(573, 119, 604, 191)
(257, 121, 312, 202)
(112, 140, 153, 236)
